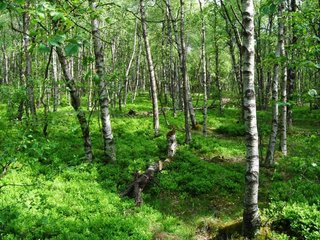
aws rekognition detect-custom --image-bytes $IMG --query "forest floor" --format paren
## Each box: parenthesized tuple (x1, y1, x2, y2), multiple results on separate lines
(0, 94, 319, 239)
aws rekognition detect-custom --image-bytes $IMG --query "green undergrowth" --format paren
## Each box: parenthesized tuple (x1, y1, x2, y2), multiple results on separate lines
(1, 95, 320, 239)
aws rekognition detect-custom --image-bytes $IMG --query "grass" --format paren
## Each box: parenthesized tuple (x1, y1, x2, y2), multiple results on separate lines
(0, 94, 320, 239)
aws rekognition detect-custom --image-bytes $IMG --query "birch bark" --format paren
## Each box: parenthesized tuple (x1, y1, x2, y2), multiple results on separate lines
(90, 0, 116, 161)
(23, 0, 36, 118)
(140, 0, 160, 137)
(241, 0, 260, 238)
(266, 3, 284, 166)
(56, 47, 93, 161)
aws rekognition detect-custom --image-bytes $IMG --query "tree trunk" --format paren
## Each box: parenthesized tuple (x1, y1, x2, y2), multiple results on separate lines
(265, 3, 284, 166)
(17, 41, 24, 121)
(122, 129, 177, 206)
(198, 0, 207, 136)
(179, 0, 192, 143)
(140, 0, 160, 137)
(132, 41, 142, 103)
(41, 48, 53, 137)
(221, 0, 244, 121)
(52, 47, 59, 112)
(280, 1, 288, 156)
(287, 0, 297, 128)
(241, 0, 261, 238)
(1, 46, 9, 84)
(56, 47, 93, 161)
(23, 0, 36, 118)
(213, 3, 223, 115)
(256, 16, 265, 110)
(90, 0, 116, 162)
(165, 3, 176, 117)
(87, 62, 93, 110)
(264, 14, 274, 109)
(166, 0, 197, 129)
(124, 20, 138, 107)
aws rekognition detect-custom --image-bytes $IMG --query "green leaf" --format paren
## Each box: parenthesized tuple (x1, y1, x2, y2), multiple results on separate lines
(260, 3, 277, 15)
(48, 34, 66, 47)
(93, 74, 100, 83)
(50, 11, 65, 22)
(65, 43, 79, 56)
(14, 0, 26, 4)
(66, 38, 82, 45)
(36, 11, 45, 20)
(277, 101, 291, 107)
(0, 2, 7, 11)
(38, 43, 51, 53)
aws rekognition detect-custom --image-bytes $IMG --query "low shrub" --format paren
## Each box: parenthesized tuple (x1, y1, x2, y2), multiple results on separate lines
(215, 123, 246, 137)
(267, 202, 320, 240)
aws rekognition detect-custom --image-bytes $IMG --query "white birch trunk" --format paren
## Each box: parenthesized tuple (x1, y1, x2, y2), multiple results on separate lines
(280, 0, 288, 156)
(124, 20, 138, 107)
(140, 0, 160, 137)
(266, 3, 285, 166)
(132, 41, 142, 103)
(56, 47, 93, 161)
(198, 0, 207, 136)
(53, 47, 59, 112)
(90, 0, 116, 161)
(166, 0, 197, 128)
(180, 0, 192, 143)
(241, 0, 260, 238)
(23, 0, 36, 118)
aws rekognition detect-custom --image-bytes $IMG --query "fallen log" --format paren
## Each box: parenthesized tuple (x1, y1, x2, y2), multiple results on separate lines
(121, 129, 177, 206)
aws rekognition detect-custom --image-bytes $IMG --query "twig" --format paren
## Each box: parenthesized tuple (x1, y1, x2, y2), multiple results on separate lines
(230, 5, 245, 31)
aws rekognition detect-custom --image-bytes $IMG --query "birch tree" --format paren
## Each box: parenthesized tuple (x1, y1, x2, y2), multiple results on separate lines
(198, 0, 208, 135)
(124, 20, 138, 107)
(265, 2, 285, 166)
(165, 0, 197, 129)
(287, 0, 297, 128)
(52, 47, 59, 112)
(280, 1, 288, 156)
(90, 0, 116, 161)
(180, 0, 192, 143)
(23, 0, 36, 118)
(56, 47, 93, 161)
(241, 0, 260, 238)
(140, 0, 160, 137)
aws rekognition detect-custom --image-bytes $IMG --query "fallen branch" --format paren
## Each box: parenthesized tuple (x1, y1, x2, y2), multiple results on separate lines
(121, 129, 177, 206)
(127, 109, 152, 117)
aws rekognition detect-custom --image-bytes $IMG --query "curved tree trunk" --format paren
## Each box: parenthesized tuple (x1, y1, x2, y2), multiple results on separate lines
(56, 47, 93, 161)
(241, 0, 260, 238)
